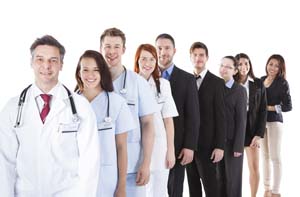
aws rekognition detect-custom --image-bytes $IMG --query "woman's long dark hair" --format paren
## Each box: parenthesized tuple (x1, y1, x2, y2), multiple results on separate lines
(75, 50, 113, 92)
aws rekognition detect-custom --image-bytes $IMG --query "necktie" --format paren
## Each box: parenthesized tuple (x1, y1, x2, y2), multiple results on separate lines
(162, 71, 170, 80)
(40, 94, 51, 123)
(195, 75, 202, 89)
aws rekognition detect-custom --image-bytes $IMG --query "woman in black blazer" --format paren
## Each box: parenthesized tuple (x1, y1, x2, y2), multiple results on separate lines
(261, 54, 292, 197)
(219, 56, 247, 197)
(234, 53, 267, 197)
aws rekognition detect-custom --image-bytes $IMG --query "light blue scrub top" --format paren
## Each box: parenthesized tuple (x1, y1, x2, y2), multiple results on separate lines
(90, 91, 136, 196)
(113, 69, 157, 173)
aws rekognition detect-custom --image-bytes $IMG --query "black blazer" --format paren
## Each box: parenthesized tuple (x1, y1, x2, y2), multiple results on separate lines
(261, 76, 292, 122)
(244, 78, 267, 146)
(197, 71, 226, 150)
(169, 66, 200, 155)
(224, 82, 247, 153)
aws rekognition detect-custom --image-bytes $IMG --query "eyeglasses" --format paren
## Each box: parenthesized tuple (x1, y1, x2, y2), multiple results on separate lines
(220, 64, 235, 70)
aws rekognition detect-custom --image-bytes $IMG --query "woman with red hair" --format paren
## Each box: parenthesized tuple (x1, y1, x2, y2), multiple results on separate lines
(134, 44, 178, 196)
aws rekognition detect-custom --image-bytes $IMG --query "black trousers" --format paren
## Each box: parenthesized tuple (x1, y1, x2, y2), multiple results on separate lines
(168, 158, 186, 197)
(219, 142, 244, 197)
(186, 148, 223, 197)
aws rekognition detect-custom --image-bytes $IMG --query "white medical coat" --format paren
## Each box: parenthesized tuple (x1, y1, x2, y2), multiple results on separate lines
(0, 83, 100, 197)
(148, 77, 178, 171)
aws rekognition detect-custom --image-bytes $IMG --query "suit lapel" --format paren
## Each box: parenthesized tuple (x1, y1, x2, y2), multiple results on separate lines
(169, 65, 178, 89)
(198, 70, 210, 92)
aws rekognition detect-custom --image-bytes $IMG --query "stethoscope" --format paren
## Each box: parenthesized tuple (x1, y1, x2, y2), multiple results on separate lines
(76, 89, 112, 123)
(14, 84, 79, 128)
(119, 66, 127, 94)
(103, 91, 112, 123)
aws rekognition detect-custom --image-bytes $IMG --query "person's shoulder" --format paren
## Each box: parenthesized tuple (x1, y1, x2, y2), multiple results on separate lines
(72, 93, 90, 107)
(253, 77, 264, 87)
(174, 66, 193, 77)
(208, 71, 223, 82)
(108, 91, 127, 105)
(159, 77, 170, 85)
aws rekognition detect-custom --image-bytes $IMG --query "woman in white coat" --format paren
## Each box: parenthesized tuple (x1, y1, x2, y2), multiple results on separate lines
(133, 44, 178, 196)
(0, 35, 100, 197)
(75, 50, 135, 197)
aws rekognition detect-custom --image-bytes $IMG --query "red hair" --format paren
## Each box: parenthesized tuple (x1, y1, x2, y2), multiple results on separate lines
(134, 44, 161, 93)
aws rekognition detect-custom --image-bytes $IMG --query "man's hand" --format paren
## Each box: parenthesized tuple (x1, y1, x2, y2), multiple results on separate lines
(210, 148, 224, 163)
(178, 148, 194, 166)
(233, 152, 242, 157)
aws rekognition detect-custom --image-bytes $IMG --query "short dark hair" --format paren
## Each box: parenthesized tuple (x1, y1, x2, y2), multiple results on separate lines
(155, 33, 175, 47)
(100, 27, 126, 48)
(75, 50, 114, 93)
(189, 42, 209, 57)
(223, 55, 238, 69)
(30, 35, 65, 63)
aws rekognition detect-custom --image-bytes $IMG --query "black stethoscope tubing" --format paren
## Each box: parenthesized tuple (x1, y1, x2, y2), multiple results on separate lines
(120, 66, 127, 94)
(14, 84, 78, 128)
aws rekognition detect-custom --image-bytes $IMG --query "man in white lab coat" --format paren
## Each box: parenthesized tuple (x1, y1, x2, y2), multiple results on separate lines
(0, 35, 100, 197)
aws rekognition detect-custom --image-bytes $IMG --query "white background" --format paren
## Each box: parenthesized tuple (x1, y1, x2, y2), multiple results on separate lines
(0, 0, 298, 196)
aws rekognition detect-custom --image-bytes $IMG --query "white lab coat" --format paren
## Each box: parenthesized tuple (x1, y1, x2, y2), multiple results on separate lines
(89, 91, 135, 197)
(0, 83, 100, 197)
(146, 77, 178, 197)
(113, 70, 157, 197)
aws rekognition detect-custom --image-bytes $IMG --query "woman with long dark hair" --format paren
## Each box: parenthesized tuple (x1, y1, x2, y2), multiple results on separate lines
(234, 53, 267, 197)
(261, 54, 292, 197)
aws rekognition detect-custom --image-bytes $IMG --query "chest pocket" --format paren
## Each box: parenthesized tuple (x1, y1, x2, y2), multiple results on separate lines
(52, 122, 79, 172)
(98, 122, 117, 166)
(126, 98, 141, 143)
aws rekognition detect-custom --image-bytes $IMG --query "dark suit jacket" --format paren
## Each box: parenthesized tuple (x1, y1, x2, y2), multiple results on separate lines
(244, 78, 267, 146)
(197, 71, 226, 150)
(224, 82, 247, 153)
(169, 66, 200, 155)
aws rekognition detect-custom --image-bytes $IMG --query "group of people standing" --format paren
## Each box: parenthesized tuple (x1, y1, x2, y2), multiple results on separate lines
(0, 27, 292, 197)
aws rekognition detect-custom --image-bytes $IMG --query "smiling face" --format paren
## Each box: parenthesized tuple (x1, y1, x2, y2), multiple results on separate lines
(79, 57, 101, 91)
(266, 58, 280, 78)
(100, 36, 125, 68)
(155, 38, 176, 70)
(31, 45, 62, 90)
(138, 50, 156, 79)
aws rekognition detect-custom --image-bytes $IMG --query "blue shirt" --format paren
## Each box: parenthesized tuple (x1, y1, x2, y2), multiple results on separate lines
(161, 63, 175, 80)
(225, 78, 235, 89)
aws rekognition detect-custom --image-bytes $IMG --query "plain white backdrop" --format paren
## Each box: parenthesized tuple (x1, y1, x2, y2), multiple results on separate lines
(0, 0, 298, 196)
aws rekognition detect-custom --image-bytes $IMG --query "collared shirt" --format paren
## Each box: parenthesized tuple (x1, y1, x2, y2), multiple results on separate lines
(225, 78, 235, 89)
(194, 68, 208, 89)
(240, 76, 254, 111)
(33, 83, 59, 113)
(161, 63, 175, 80)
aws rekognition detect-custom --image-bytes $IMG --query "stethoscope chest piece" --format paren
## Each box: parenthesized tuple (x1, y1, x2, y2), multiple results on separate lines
(120, 88, 127, 94)
(104, 117, 112, 123)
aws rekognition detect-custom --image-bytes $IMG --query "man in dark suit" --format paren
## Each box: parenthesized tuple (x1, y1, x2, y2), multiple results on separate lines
(186, 42, 226, 197)
(155, 34, 200, 197)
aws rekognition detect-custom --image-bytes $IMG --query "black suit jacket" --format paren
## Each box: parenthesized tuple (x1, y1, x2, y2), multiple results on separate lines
(224, 82, 247, 153)
(169, 66, 200, 155)
(245, 78, 267, 146)
(197, 71, 226, 150)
